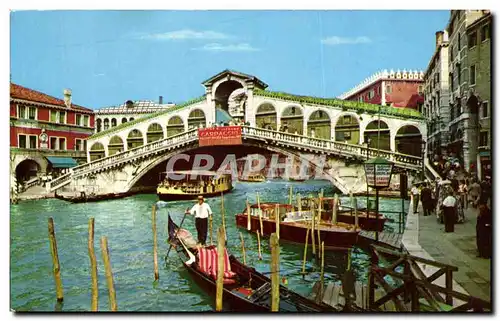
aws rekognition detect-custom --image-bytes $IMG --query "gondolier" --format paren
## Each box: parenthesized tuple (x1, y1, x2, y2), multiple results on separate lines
(186, 195, 212, 245)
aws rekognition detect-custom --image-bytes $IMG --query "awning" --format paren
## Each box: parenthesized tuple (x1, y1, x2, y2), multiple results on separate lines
(46, 157, 78, 168)
(479, 151, 491, 157)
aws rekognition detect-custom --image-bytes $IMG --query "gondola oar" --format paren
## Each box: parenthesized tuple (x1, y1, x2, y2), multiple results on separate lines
(165, 208, 189, 262)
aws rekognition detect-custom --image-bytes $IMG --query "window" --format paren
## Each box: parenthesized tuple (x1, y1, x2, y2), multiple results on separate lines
(482, 101, 488, 118)
(368, 90, 374, 99)
(358, 96, 363, 102)
(28, 107, 36, 120)
(470, 65, 476, 85)
(386, 85, 392, 94)
(480, 25, 488, 42)
(58, 137, 66, 150)
(76, 114, 82, 126)
(468, 32, 477, 48)
(418, 85, 423, 94)
(450, 45, 454, 61)
(479, 132, 488, 147)
(457, 64, 461, 84)
(75, 139, 83, 151)
(50, 137, 58, 150)
(84, 115, 90, 127)
(458, 33, 461, 49)
(29, 135, 37, 149)
(17, 105, 26, 118)
(50, 110, 58, 122)
(18, 135, 27, 148)
(59, 111, 66, 124)
(343, 115, 351, 124)
(449, 73, 454, 91)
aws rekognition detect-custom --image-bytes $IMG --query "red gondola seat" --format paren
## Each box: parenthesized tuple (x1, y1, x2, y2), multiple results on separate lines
(197, 246, 237, 284)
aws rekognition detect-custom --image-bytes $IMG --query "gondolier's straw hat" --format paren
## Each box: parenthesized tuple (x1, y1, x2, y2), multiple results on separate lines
(198, 195, 204, 200)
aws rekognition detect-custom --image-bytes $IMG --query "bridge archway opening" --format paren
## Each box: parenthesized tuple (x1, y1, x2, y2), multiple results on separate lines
(364, 120, 391, 151)
(256, 103, 277, 130)
(111, 118, 117, 127)
(127, 129, 144, 149)
(130, 117, 135, 122)
(147, 123, 164, 143)
(122, 118, 128, 124)
(307, 110, 331, 139)
(396, 125, 423, 157)
(167, 116, 184, 137)
(188, 109, 206, 129)
(90, 142, 106, 161)
(334, 113, 360, 144)
(214, 80, 244, 115)
(104, 118, 110, 131)
(108, 136, 124, 156)
(96, 119, 102, 132)
(15, 159, 41, 183)
(281, 106, 303, 134)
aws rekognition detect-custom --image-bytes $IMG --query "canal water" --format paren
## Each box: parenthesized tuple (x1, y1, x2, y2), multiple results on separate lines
(10, 180, 409, 311)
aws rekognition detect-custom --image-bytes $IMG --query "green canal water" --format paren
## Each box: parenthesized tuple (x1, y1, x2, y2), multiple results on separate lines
(10, 180, 409, 312)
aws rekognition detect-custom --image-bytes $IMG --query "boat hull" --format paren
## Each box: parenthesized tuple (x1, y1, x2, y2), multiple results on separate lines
(157, 187, 233, 201)
(235, 214, 358, 250)
(54, 192, 130, 203)
(335, 210, 387, 232)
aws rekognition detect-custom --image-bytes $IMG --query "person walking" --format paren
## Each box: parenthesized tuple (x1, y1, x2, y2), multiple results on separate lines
(442, 191, 457, 233)
(420, 183, 433, 216)
(458, 180, 468, 210)
(186, 195, 213, 245)
(476, 196, 492, 258)
(411, 184, 420, 214)
(468, 179, 481, 208)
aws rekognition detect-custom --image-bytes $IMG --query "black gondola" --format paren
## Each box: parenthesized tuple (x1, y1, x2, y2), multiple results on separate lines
(167, 215, 337, 312)
(54, 190, 130, 203)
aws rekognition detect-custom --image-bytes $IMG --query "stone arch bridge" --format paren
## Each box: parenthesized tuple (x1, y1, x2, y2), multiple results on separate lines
(48, 70, 431, 196)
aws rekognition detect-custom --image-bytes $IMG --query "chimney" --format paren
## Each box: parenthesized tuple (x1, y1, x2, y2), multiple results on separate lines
(159, 95, 163, 104)
(435, 31, 444, 48)
(63, 89, 72, 108)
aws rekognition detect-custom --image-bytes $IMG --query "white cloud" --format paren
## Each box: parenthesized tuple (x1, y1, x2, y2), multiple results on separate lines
(140, 29, 230, 41)
(192, 43, 260, 52)
(321, 36, 372, 45)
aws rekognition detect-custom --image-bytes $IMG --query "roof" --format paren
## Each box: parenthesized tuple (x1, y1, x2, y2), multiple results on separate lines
(96, 100, 175, 115)
(466, 11, 491, 31)
(202, 69, 268, 89)
(254, 89, 424, 120)
(10, 83, 92, 112)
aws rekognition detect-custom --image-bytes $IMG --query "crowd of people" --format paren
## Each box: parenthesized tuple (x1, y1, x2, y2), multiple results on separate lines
(411, 174, 491, 259)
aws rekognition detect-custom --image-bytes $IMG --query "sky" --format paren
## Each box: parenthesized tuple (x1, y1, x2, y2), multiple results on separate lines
(10, 10, 450, 109)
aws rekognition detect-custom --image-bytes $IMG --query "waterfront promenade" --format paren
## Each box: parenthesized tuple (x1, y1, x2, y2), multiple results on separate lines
(403, 201, 491, 304)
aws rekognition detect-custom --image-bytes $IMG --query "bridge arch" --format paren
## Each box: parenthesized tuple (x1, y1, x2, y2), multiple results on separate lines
(15, 158, 42, 183)
(307, 109, 331, 140)
(167, 115, 185, 137)
(108, 135, 124, 156)
(212, 79, 245, 115)
(395, 124, 423, 157)
(129, 117, 135, 122)
(122, 117, 128, 124)
(187, 109, 206, 129)
(96, 118, 102, 132)
(255, 102, 277, 130)
(111, 118, 117, 127)
(146, 123, 164, 143)
(103, 118, 110, 131)
(127, 129, 144, 149)
(89, 142, 106, 161)
(333, 112, 361, 144)
(363, 120, 391, 151)
(281, 105, 304, 135)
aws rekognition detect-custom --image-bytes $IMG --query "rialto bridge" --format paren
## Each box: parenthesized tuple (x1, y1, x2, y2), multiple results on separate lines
(47, 70, 434, 196)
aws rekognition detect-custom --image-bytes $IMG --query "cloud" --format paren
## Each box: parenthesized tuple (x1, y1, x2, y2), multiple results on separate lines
(140, 29, 230, 41)
(93, 73, 105, 77)
(192, 43, 260, 52)
(321, 36, 372, 45)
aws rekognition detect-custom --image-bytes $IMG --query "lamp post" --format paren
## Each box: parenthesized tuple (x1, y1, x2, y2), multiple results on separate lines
(364, 157, 394, 241)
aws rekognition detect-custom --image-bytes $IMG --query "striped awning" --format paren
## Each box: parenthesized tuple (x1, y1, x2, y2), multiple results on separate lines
(46, 157, 78, 168)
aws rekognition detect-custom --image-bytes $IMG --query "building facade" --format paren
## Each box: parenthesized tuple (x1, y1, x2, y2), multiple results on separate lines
(465, 12, 492, 179)
(95, 97, 175, 133)
(423, 30, 450, 156)
(445, 9, 488, 173)
(10, 83, 95, 188)
(338, 69, 425, 109)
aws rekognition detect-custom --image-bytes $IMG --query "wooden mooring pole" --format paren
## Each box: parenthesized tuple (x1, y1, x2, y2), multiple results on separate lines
(318, 241, 325, 304)
(301, 228, 310, 278)
(257, 192, 264, 235)
(48, 217, 64, 302)
(88, 218, 98, 311)
(221, 192, 227, 240)
(288, 185, 293, 204)
(246, 199, 252, 231)
(317, 196, 322, 260)
(274, 204, 280, 239)
(311, 205, 316, 257)
(152, 205, 159, 281)
(239, 232, 247, 265)
(257, 230, 263, 260)
(100, 236, 117, 311)
(270, 233, 280, 312)
(216, 226, 225, 312)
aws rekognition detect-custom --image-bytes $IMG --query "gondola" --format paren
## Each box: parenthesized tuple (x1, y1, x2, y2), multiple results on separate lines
(54, 190, 129, 203)
(167, 215, 336, 312)
(235, 203, 359, 250)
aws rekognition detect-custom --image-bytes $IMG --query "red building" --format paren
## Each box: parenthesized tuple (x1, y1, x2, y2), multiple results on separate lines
(338, 69, 425, 110)
(10, 83, 95, 188)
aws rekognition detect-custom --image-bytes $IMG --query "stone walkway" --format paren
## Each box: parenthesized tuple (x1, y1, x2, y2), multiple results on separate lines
(16, 185, 54, 201)
(417, 205, 491, 302)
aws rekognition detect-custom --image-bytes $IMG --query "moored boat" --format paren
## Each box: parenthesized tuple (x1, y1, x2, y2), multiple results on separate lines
(54, 190, 130, 203)
(238, 173, 266, 183)
(157, 170, 233, 201)
(167, 215, 336, 312)
(288, 177, 306, 182)
(235, 203, 359, 250)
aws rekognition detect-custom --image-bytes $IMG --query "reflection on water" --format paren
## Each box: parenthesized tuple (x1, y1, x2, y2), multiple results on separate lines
(10, 180, 408, 311)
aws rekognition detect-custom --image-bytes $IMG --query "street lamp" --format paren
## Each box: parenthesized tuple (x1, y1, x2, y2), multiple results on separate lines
(364, 157, 394, 241)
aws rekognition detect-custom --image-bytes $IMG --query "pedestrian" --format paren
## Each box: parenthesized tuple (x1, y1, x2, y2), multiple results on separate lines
(411, 183, 420, 214)
(442, 191, 457, 233)
(185, 195, 213, 246)
(468, 179, 481, 208)
(420, 183, 433, 216)
(460, 179, 469, 209)
(476, 203, 492, 258)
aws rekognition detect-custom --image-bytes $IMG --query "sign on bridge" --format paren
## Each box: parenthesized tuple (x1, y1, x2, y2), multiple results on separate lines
(199, 126, 242, 146)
